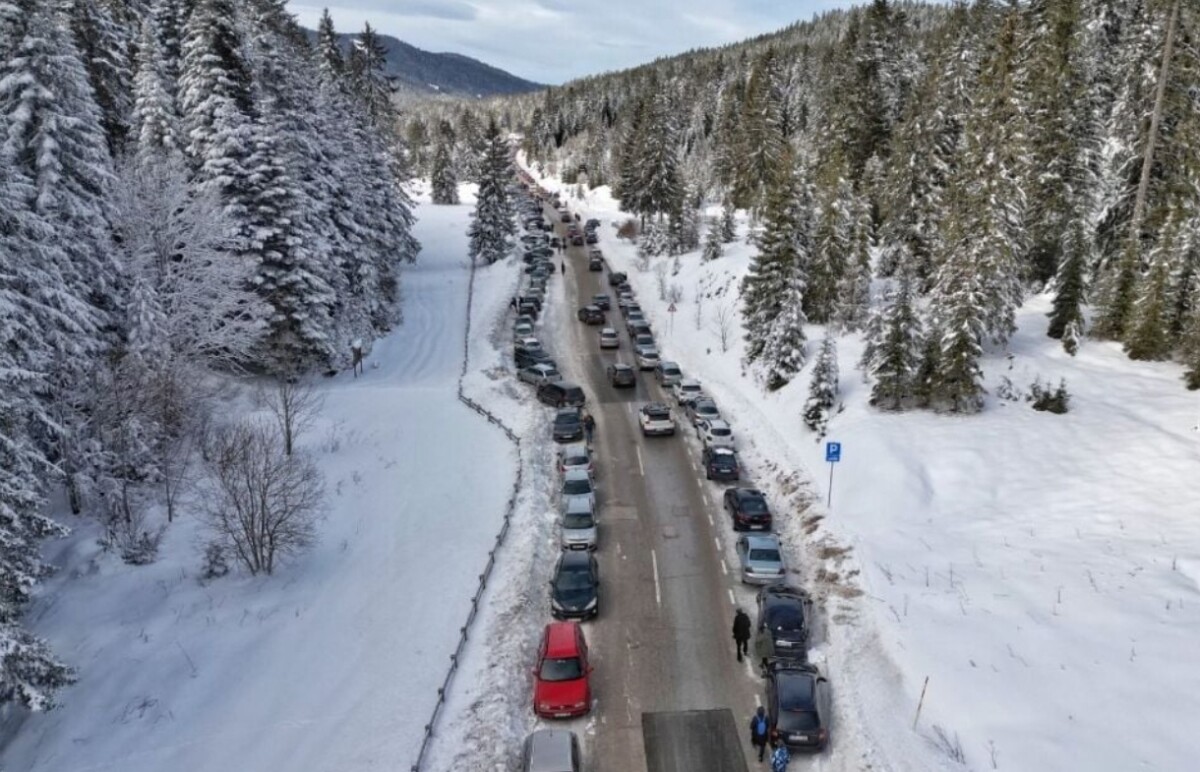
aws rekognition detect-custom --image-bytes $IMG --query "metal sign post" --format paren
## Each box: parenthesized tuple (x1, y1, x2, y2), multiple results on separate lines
(824, 441, 841, 509)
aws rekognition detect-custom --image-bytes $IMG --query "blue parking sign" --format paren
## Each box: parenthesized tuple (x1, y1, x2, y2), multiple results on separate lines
(825, 442, 841, 463)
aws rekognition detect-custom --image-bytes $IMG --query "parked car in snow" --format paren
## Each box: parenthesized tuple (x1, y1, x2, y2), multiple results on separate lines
(549, 551, 600, 620)
(519, 363, 562, 386)
(765, 662, 830, 752)
(634, 346, 660, 370)
(724, 487, 772, 531)
(673, 379, 704, 405)
(561, 468, 596, 511)
(736, 533, 786, 585)
(556, 442, 593, 477)
(655, 361, 683, 387)
(702, 446, 740, 481)
(685, 397, 720, 426)
(552, 407, 584, 443)
(695, 418, 734, 448)
(532, 622, 592, 719)
(520, 729, 582, 772)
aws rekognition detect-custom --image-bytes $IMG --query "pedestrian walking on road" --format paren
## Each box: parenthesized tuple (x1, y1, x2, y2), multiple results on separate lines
(732, 608, 751, 662)
(749, 707, 770, 762)
(561, 260, 566, 274)
(583, 412, 595, 444)
(770, 740, 791, 772)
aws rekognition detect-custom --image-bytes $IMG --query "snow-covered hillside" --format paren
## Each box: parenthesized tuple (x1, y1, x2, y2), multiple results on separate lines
(530, 168, 1200, 772)
(0, 187, 518, 772)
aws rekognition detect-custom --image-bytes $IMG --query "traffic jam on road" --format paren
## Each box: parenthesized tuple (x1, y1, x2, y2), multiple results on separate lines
(507, 169, 831, 771)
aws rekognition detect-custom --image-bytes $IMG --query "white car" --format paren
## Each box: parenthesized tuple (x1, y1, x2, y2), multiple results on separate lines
(515, 336, 542, 353)
(518, 363, 562, 386)
(513, 321, 534, 340)
(639, 403, 676, 436)
(673, 379, 704, 405)
(634, 346, 660, 370)
(696, 418, 735, 448)
(598, 327, 620, 349)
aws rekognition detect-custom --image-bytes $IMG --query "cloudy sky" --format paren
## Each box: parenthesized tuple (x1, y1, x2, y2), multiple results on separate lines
(288, 1, 864, 85)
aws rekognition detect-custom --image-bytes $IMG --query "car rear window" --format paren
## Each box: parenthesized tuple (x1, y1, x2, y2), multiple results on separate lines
(766, 604, 804, 632)
(749, 548, 780, 562)
(740, 496, 768, 514)
(645, 408, 669, 419)
(555, 414, 580, 428)
(563, 451, 588, 466)
(778, 709, 820, 731)
(563, 479, 592, 495)
(564, 387, 584, 400)
(711, 426, 731, 436)
(540, 656, 583, 682)
(779, 675, 815, 709)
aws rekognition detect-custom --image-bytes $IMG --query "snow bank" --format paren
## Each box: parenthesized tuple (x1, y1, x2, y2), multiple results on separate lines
(525, 161, 1200, 772)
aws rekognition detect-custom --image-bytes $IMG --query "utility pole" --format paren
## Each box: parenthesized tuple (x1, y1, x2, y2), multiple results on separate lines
(1128, 0, 1182, 245)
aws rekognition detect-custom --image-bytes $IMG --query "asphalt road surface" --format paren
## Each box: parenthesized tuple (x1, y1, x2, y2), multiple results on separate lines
(543, 212, 764, 772)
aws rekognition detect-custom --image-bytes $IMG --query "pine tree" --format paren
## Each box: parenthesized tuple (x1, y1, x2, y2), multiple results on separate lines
(315, 8, 343, 81)
(742, 149, 804, 366)
(430, 139, 459, 205)
(347, 22, 393, 130)
(1181, 302, 1200, 390)
(468, 118, 516, 264)
(720, 198, 738, 242)
(866, 272, 922, 410)
(1123, 216, 1177, 360)
(1047, 219, 1088, 353)
(835, 189, 873, 331)
(927, 258, 987, 414)
(731, 47, 786, 211)
(71, 0, 133, 154)
(132, 19, 180, 157)
(762, 271, 808, 390)
(702, 219, 723, 261)
(635, 91, 683, 220)
(803, 336, 840, 436)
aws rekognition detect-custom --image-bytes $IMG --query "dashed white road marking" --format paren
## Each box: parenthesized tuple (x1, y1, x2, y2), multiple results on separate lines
(720, 559, 728, 576)
(754, 693, 762, 708)
(714, 536, 722, 552)
(727, 589, 736, 606)
(695, 477, 703, 490)
(707, 512, 714, 526)
(636, 445, 644, 476)
(651, 549, 662, 607)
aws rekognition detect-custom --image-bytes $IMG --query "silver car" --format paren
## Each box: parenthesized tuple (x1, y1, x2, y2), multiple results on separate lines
(561, 468, 596, 510)
(556, 443, 593, 477)
(737, 534, 787, 586)
(560, 498, 598, 551)
(513, 321, 535, 340)
(656, 361, 683, 387)
(519, 363, 562, 385)
(598, 327, 620, 349)
(521, 729, 581, 772)
(687, 397, 720, 425)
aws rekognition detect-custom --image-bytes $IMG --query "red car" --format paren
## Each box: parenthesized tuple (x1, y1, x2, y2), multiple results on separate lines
(532, 622, 592, 719)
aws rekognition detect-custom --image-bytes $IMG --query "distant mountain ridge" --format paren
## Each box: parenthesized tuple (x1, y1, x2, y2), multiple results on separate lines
(304, 28, 543, 99)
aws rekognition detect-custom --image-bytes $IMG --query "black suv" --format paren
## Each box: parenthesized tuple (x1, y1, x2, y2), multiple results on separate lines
(552, 407, 584, 442)
(591, 294, 611, 311)
(765, 662, 829, 752)
(607, 271, 627, 287)
(756, 585, 811, 663)
(588, 255, 604, 271)
(607, 363, 636, 388)
(723, 488, 772, 531)
(515, 348, 554, 370)
(576, 305, 605, 325)
(539, 381, 587, 408)
(702, 447, 740, 481)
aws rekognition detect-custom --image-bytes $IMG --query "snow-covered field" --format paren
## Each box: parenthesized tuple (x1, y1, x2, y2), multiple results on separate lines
(0, 185, 521, 772)
(526, 164, 1200, 772)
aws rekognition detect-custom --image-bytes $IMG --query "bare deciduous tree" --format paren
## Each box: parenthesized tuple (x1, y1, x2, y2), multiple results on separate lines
(203, 422, 324, 575)
(655, 261, 669, 300)
(264, 377, 323, 457)
(694, 281, 704, 331)
(711, 303, 735, 353)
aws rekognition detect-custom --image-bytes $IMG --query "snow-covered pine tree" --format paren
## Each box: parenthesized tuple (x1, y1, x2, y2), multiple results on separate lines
(926, 255, 988, 414)
(468, 118, 516, 264)
(803, 336, 839, 436)
(635, 90, 683, 220)
(70, 0, 133, 154)
(732, 47, 786, 211)
(132, 19, 180, 157)
(1181, 300, 1200, 390)
(702, 218, 723, 261)
(347, 22, 393, 129)
(761, 269, 808, 390)
(1123, 214, 1177, 360)
(866, 271, 923, 409)
(742, 147, 803, 366)
(808, 168, 853, 324)
(835, 188, 873, 331)
(430, 137, 460, 205)
(315, 8, 343, 80)
(1047, 219, 1088, 354)
(720, 198, 738, 242)
(148, 0, 185, 90)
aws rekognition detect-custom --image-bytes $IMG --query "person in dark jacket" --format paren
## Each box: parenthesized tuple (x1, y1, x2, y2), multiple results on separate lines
(732, 608, 752, 662)
(582, 412, 595, 443)
(749, 706, 770, 762)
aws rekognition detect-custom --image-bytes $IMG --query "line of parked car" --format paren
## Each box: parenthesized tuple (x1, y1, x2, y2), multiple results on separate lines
(509, 172, 592, 772)
(573, 216, 833, 755)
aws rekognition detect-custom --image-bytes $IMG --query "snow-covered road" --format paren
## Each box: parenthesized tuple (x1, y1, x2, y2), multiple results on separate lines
(0, 187, 518, 772)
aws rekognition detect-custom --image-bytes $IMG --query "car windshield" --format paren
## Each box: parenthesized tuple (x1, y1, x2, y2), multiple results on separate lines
(563, 479, 592, 495)
(556, 566, 594, 590)
(749, 548, 781, 562)
(766, 604, 804, 632)
(563, 512, 595, 529)
(539, 656, 583, 682)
